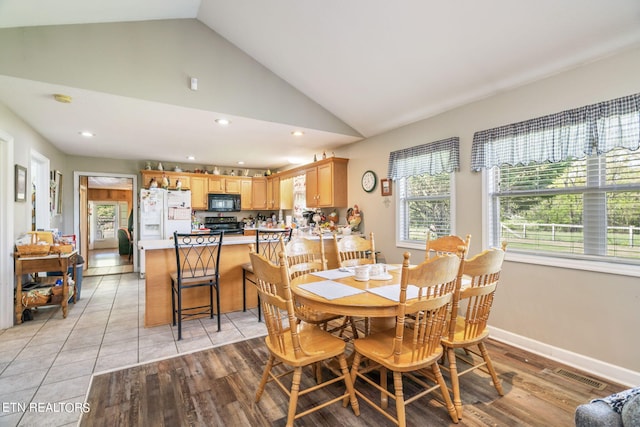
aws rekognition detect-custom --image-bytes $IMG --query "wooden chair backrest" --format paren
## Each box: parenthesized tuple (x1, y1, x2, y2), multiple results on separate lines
(249, 250, 305, 359)
(173, 231, 223, 279)
(447, 244, 506, 342)
(426, 234, 471, 260)
(284, 235, 327, 280)
(334, 232, 375, 267)
(390, 251, 461, 364)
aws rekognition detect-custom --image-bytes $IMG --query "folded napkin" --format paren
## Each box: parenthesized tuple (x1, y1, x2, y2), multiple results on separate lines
(366, 284, 419, 302)
(297, 280, 364, 300)
(311, 269, 354, 280)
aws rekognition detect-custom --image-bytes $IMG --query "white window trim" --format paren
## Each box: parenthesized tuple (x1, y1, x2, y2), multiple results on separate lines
(395, 174, 456, 250)
(481, 170, 640, 278)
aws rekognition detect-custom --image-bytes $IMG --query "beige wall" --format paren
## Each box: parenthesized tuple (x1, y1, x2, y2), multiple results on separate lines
(344, 46, 640, 377)
(0, 20, 359, 138)
(0, 103, 68, 237)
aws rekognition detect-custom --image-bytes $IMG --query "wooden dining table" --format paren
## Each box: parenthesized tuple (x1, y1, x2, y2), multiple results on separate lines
(290, 264, 472, 332)
(290, 265, 404, 332)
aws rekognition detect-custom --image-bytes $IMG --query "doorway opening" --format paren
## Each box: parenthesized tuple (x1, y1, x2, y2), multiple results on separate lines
(30, 151, 50, 231)
(74, 172, 137, 276)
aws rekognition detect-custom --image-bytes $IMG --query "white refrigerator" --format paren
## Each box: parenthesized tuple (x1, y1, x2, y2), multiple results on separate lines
(139, 188, 192, 278)
(139, 188, 192, 240)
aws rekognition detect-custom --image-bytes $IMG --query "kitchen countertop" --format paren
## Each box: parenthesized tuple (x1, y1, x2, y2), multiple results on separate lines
(138, 229, 362, 251)
(137, 234, 255, 250)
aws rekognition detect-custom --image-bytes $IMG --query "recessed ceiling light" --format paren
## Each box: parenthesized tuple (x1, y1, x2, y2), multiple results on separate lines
(215, 118, 231, 125)
(291, 130, 304, 137)
(79, 131, 94, 137)
(186, 155, 195, 161)
(237, 161, 245, 165)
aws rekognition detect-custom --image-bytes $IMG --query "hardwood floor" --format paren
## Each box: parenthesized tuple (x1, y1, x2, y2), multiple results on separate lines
(80, 335, 624, 426)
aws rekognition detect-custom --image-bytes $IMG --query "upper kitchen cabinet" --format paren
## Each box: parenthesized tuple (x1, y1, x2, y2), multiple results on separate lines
(251, 178, 267, 209)
(240, 178, 252, 210)
(225, 177, 241, 194)
(280, 177, 294, 210)
(208, 176, 241, 194)
(207, 176, 225, 193)
(305, 157, 349, 208)
(190, 176, 208, 210)
(266, 176, 280, 210)
(140, 170, 191, 190)
(252, 177, 268, 210)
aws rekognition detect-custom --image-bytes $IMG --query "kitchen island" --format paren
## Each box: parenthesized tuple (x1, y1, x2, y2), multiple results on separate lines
(139, 235, 255, 327)
(138, 232, 343, 327)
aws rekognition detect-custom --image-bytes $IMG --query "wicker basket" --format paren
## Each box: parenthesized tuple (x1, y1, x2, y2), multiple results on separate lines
(22, 289, 51, 307)
(16, 244, 51, 257)
(50, 244, 73, 254)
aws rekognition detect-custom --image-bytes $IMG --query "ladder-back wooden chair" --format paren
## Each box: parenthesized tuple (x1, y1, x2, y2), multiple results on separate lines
(250, 250, 360, 427)
(241, 228, 293, 321)
(334, 232, 376, 267)
(426, 234, 471, 260)
(333, 232, 376, 336)
(284, 236, 358, 338)
(170, 231, 223, 340)
(440, 242, 507, 418)
(349, 251, 462, 426)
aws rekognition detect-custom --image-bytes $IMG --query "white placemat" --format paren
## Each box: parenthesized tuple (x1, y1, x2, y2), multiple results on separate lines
(366, 284, 419, 302)
(297, 280, 364, 300)
(311, 269, 354, 280)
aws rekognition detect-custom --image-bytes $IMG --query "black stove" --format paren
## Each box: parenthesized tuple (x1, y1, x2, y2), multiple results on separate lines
(204, 216, 243, 234)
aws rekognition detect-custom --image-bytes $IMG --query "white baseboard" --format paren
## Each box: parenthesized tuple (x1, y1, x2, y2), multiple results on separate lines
(488, 326, 640, 388)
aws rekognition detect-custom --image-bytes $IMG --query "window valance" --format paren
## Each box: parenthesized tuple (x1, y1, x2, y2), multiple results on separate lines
(387, 137, 459, 179)
(471, 93, 640, 171)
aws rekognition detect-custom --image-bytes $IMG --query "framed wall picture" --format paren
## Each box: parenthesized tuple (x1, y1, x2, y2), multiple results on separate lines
(15, 164, 27, 202)
(381, 178, 392, 196)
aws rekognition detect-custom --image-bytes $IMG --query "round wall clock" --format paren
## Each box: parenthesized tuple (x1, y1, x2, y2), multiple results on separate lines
(361, 170, 377, 192)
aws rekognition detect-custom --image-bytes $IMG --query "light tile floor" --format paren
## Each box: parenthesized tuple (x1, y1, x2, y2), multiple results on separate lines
(0, 272, 266, 427)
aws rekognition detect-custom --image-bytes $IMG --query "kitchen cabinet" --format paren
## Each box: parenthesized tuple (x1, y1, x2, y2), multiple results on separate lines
(140, 157, 348, 211)
(141, 171, 163, 188)
(225, 177, 241, 194)
(208, 176, 241, 194)
(240, 179, 252, 210)
(190, 176, 208, 210)
(252, 177, 268, 210)
(208, 176, 225, 193)
(140, 170, 190, 190)
(305, 157, 348, 207)
(266, 176, 280, 209)
(280, 177, 294, 210)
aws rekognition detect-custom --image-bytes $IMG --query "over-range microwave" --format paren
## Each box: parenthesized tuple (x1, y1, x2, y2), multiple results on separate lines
(208, 193, 241, 212)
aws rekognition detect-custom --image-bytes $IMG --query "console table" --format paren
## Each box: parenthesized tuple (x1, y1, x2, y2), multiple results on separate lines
(14, 251, 77, 324)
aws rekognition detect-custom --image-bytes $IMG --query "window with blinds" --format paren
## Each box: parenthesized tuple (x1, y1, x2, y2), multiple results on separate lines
(398, 172, 453, 244)
(389, 137, 459, 246)
(488, 147, 640, 263)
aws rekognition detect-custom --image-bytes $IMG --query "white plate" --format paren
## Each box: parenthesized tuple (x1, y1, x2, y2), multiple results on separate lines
(370, 273, 393, 281)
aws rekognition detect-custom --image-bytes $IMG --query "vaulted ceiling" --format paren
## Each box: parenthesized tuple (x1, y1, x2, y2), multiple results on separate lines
(1, 0, 639, 170)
